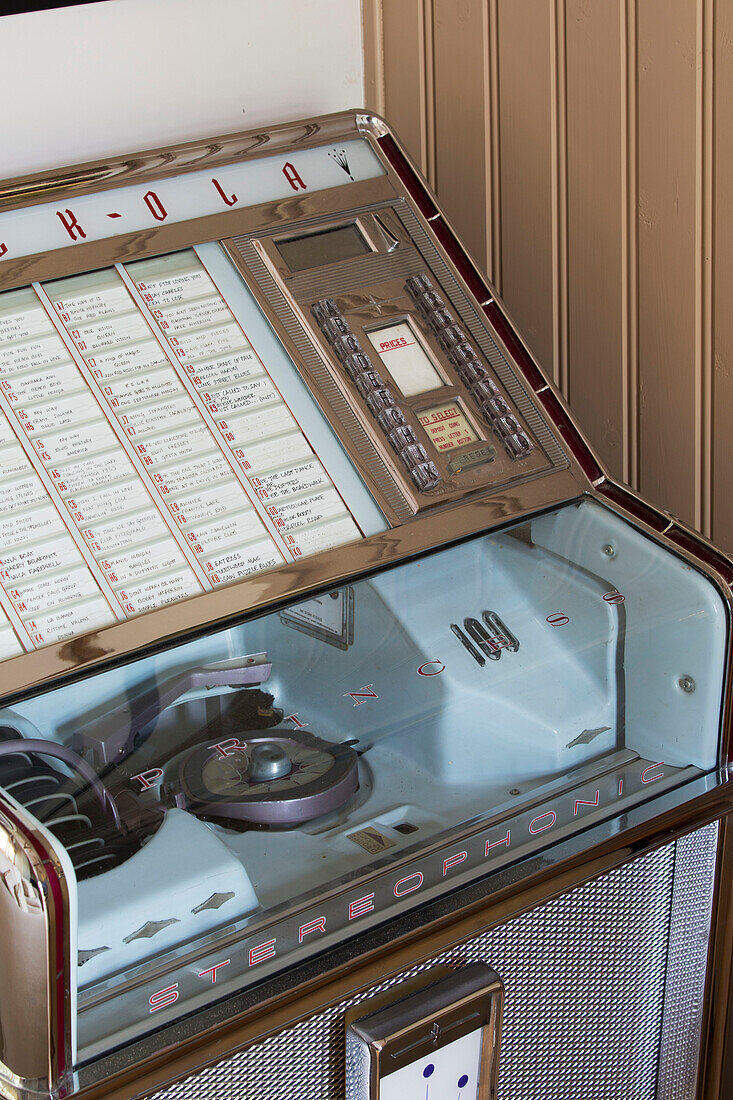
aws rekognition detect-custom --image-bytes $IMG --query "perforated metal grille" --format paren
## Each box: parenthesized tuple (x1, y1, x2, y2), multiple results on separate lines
(150, 823, 718, 1100)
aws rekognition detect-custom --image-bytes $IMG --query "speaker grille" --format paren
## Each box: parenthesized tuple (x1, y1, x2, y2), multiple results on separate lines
(151, 823, 718, 1100)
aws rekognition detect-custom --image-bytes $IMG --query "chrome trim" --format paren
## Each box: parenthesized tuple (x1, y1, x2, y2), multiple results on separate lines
(345, 963, 503, 1099)
(74, 751, 659, 1022)
(0, 797, 73, 1100)
(0, 113, 364, 214)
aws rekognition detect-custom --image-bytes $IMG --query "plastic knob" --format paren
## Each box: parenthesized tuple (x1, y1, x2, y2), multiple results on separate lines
(249, 742, 293, 782)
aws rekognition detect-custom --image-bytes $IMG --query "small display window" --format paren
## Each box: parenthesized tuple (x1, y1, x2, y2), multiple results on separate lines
(418, 401, 479, 452)
(276, 223, 371, 271)
(366, 320, 444, 396)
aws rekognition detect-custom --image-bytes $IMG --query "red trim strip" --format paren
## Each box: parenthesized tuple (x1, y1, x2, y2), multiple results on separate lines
(482, 302, 547, 392)
(596, 481, 670, 534)
(376, 133, 438, 220)
(536, 387, 604, 482)
(598, 482, 733, 584)
(430, 217, 493, 304)
(666, 525, 733, 588)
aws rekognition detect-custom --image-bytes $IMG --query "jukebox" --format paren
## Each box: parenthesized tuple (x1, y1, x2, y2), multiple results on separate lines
(0, 110, 731, 1100)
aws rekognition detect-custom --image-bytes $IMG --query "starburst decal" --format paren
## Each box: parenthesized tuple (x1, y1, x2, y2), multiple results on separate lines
(328, 148, 354, 180)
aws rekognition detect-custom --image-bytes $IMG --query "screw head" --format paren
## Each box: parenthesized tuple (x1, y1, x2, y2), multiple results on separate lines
(602, 543, 616, 558)
(678, 676, 696, 694)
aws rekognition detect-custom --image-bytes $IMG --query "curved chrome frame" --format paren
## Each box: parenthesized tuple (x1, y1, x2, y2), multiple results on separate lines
(0, 797, 73, 1100)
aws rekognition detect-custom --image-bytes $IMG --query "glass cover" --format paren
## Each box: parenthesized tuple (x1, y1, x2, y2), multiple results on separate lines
(0, 497, 727, 1060)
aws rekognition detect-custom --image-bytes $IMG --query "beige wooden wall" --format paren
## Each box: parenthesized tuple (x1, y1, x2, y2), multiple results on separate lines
(363, 0, 733, 551)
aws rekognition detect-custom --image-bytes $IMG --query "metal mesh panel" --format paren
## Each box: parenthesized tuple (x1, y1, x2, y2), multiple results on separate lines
(151, 823, 718, 1100)
(657, 825, 719, 1099)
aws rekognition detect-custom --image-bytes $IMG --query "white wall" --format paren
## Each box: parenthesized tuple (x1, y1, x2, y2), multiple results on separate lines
(0, 0, 364, 179)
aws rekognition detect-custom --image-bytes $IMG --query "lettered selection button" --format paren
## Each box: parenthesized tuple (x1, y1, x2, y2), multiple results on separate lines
(355, 370, 385, 398)
(333, 333, 363, 363)
(405, 274, 434, 300)
(365, 388, 397, 417)
(376, 406, 408, 434)
(320, 316, 351, 342)
(386, 424, 419, 451)
(311, 299, 341, 326)
(410, 461, 441, 491)
(342, 352, 372, 381)
(397, 442, 429, 470)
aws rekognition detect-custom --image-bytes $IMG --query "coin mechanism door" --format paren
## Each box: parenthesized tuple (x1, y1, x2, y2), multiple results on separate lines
(346, 963, 503, 1100)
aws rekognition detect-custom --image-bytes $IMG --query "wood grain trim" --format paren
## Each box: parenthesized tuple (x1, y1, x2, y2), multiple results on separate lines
(362, 0, 386, 116)
(696, 0, 715, 537)
(422, 0, 437, 189)
(711, 0, 733, 555)
(486, 0, 502, 291)
(550, 0, 569, 397)
(621, 0, 640, 489)
(379, 0, 430, 178)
